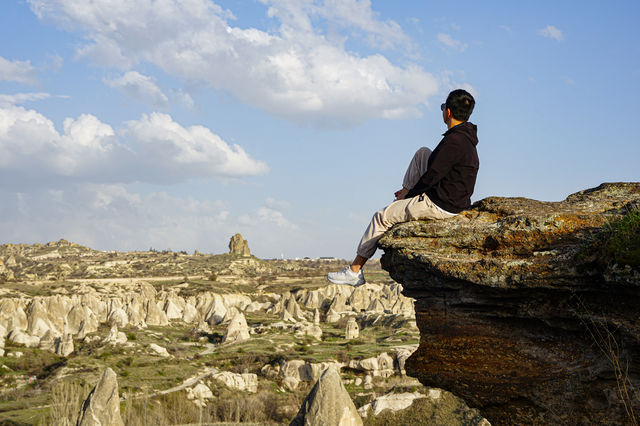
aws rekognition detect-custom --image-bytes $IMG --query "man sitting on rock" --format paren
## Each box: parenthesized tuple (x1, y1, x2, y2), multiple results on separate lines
(328, 89, 479, 286)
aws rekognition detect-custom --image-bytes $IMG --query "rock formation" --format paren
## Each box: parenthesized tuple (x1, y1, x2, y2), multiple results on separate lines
(222, 312, 250, 344)
(211, 371, 258, 393)
(186, 383, 213, 408)
(54, 333, 74, 357)
(358, 391, 426, 417)
(378, 183, 640, 425)
(290, 366, 362, 426)
(149, 343, 170, 357)
(103, 325, 127, 345)
(345, 317, 359, 339)
(76, 368, 124, 426)
(229, 233, 251, 256)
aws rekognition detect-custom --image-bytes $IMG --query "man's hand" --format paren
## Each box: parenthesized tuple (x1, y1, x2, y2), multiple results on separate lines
(394, 188, 409, 200)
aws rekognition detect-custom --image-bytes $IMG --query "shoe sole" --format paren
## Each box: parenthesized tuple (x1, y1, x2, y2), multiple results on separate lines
(327, 276, 366, 286)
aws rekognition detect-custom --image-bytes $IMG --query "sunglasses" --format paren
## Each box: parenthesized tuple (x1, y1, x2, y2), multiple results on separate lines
(440, 103, 447, 111)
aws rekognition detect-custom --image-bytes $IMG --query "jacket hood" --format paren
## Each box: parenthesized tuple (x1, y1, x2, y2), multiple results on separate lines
(444, 121, 478, 146)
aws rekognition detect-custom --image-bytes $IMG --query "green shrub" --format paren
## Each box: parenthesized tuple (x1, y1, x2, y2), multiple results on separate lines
(601, 207, 640, 265)
(581, 207, 640, 267)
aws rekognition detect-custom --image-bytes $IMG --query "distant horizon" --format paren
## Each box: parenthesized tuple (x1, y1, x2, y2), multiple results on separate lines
(1, 1, 638, 259)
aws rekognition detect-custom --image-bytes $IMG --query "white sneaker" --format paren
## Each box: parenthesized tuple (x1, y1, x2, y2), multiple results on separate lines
(327, 266, 365, 286)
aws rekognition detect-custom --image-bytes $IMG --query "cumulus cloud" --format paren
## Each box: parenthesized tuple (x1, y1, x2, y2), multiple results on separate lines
(105, 71, 170, 108)
(538, 25, 564, 41)
(27, 0, 439, 125)
(0, 105, 267, 188)
(437, 33, 467, 52)
(0, 56, 38, 84)
(123, 112, 269, 179)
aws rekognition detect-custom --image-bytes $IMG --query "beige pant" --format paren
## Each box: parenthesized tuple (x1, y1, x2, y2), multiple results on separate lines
(356, 147, 455, 259)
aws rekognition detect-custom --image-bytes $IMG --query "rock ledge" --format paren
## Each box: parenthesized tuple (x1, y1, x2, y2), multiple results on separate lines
(379, 182, 640, 425)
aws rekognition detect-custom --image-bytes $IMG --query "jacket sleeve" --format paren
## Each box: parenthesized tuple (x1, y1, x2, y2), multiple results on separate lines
(406, 139, 461, 198)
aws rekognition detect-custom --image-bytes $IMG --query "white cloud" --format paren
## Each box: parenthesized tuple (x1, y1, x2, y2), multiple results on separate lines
(0, 184, 307, 256)
(169, 89, 196, 111)
(500, 25, 512, 33)
(0, 184, 232, 253)
(0, 56, 38, 84)
(123, 112, 269, 179)
(0, 92, 51, 106)
(0, 105, 267, 188)
(437, 33, 467, 52)
(538, 25, 564, 41)
(27, 0, 439, 126)
(311, 0, 410, 50)
(238, 202, 299, 232)
(106, 71, 170, 108)
(265, 197, 291, 210)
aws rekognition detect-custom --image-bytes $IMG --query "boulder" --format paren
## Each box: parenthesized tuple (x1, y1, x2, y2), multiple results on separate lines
(103, 325, 127, 345)
(281, 360, 307, 382)
(394, 346, 417, 376)
(283, 376, 300, 391)
(363, 375, 373, 390)
(222, 312, 250, 344)
(8, 330, 40, 348)
(294, 322, 322, 340)
(76, 368, 124, 426)
(313, 308, 320, 325)
(211, 371, 258, 393)
(149, 343, 170, 357)
(186, 383, 213, 408)
(358, 391, 426, 417)
(290, 366, 362, 426)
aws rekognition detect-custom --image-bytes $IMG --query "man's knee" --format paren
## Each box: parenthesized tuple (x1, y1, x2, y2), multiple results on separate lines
(415, 147, 432, 160)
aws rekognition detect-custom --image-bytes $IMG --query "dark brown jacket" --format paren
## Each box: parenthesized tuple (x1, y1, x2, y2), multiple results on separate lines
(406, 121, 479, 213)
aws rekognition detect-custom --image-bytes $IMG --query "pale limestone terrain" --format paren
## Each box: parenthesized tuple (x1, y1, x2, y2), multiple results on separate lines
(0, 239, 486, 425)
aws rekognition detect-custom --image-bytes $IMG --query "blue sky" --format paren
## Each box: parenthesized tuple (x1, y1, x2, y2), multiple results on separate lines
(1, 0, 639, 259)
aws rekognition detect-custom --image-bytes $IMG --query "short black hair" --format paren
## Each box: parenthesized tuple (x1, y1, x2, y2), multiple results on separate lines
(445, 89, 475, 121)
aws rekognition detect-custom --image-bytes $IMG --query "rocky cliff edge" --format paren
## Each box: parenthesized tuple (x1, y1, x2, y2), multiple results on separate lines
(379, 182, 640, 425)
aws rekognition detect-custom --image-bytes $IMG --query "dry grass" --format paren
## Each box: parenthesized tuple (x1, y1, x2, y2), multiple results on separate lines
(573, 295, 640, 425)
(45, 379, 92, 426)
(122, 388, 301, 425)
